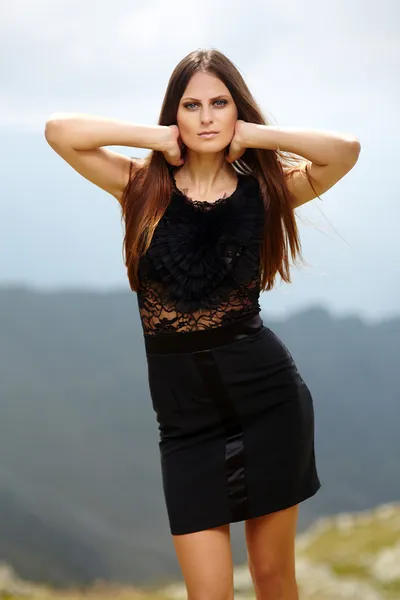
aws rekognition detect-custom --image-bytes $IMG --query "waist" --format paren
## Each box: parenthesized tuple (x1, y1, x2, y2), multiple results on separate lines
(144, 313, 264, 355)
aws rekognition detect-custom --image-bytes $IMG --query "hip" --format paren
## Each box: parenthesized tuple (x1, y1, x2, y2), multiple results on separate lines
(144, 314, 313, 436)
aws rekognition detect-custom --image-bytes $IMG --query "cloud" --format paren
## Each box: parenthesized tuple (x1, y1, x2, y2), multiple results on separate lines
(1, 0, 399, 318)
(1, 0, 398, 132)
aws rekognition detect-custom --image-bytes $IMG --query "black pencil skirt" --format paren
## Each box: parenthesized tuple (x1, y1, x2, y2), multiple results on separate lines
(144, 313, 321, 536)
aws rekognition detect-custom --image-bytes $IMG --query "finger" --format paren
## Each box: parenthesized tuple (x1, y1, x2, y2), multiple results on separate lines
(225, 146, 234, 163)
(166, 152, 183, 166)
(172, 156, 184, 166)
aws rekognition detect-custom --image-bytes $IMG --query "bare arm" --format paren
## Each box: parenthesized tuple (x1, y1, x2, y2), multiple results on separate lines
(236, 121, 361, 208)
(44, 114, 172, 203)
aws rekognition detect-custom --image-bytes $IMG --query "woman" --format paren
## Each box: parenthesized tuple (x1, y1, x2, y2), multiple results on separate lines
(45, 49, 360, 600)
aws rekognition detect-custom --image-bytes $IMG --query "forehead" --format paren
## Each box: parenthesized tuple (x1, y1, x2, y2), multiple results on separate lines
(182, 72, 230, 98)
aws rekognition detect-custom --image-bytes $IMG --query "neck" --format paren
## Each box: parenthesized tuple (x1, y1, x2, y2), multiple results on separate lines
(174, 151, 237, 194)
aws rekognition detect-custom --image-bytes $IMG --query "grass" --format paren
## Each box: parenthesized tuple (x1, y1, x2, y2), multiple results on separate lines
(2, 503, 400, 600)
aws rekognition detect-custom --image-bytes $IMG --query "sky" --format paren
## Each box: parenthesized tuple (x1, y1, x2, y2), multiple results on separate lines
(1, 0, 399, 322)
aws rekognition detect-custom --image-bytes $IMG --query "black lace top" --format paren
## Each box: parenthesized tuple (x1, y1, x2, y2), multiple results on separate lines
(137, 168, 265, 336)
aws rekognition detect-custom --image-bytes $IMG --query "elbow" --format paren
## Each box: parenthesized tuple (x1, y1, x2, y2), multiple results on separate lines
(44, 117, 67, 145)
(340, 137, 361, 167)
(349, 136, 361, 155)
(348, 136, 361, 157)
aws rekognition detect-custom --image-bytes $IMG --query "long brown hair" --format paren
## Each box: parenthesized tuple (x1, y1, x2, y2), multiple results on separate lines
(120, 48, 319, 292)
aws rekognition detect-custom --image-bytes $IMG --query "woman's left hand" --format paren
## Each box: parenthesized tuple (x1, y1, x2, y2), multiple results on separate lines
(226, 119, 247, 163)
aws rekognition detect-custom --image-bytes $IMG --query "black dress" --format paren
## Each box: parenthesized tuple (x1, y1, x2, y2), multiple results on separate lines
(136, 167, 321, 536)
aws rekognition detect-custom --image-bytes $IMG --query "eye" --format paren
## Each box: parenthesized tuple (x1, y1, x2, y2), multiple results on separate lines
(183, 99, 228, 110)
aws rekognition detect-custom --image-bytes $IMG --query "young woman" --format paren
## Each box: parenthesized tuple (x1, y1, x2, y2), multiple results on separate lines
(45, 48, 360, 600)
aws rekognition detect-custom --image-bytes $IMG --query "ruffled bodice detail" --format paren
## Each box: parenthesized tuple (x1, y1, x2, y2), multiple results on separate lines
(137, 170, 265, 335)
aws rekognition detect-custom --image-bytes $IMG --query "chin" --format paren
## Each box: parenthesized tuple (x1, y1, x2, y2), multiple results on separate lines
(194, 141, 228, 153)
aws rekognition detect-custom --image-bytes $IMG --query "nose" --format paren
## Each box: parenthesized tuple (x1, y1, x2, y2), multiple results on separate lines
(200, 105, 213, 125)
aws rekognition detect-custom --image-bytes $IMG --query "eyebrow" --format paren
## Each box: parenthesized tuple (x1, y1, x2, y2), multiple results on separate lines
(181, 94, 230, 102)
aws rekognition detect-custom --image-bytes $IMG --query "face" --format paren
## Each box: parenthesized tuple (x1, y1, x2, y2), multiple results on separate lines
(176, 71, 238, 154)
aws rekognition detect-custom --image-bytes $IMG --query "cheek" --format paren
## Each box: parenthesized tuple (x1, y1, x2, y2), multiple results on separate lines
(222, 112, 237, 136)
(177, 112, 195, 138)
(225, 107, 238, 127)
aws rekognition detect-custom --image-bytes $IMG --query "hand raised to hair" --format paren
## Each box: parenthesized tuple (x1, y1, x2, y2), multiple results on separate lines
(226, 119, 247, 163)
(163, 125, 185, 167)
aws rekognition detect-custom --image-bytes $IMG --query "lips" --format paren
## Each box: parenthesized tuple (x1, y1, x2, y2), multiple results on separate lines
(198, 132, 219, 137)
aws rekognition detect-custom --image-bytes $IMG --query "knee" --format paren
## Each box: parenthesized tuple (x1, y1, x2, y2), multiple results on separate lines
(187, 578, 233, 600)
(249, 559, 295, 591)
(188, 591, 233, 600)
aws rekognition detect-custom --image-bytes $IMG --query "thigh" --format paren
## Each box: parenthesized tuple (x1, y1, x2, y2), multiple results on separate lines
(245, 505, 299, 575)
(172, 524, 234, 600)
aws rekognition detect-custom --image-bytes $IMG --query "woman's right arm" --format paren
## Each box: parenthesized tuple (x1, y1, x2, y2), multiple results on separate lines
(44, 113, 173, 203)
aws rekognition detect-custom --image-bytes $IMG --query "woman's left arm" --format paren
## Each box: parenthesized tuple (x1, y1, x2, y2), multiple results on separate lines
(231, 121, 361, 209)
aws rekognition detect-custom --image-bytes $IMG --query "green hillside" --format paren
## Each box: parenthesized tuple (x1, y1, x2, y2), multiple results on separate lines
(2, 502, 399, 600)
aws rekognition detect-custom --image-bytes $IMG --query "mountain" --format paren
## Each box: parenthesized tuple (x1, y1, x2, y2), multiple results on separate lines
(1, 502, 400, 599)
(0, 285, 399, 587)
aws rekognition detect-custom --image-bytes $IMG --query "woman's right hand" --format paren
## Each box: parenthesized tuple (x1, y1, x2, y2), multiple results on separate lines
(162, 125, 185, 166)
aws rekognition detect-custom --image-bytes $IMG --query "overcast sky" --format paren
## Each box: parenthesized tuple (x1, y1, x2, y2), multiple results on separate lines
(1, 0, 399, 322)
